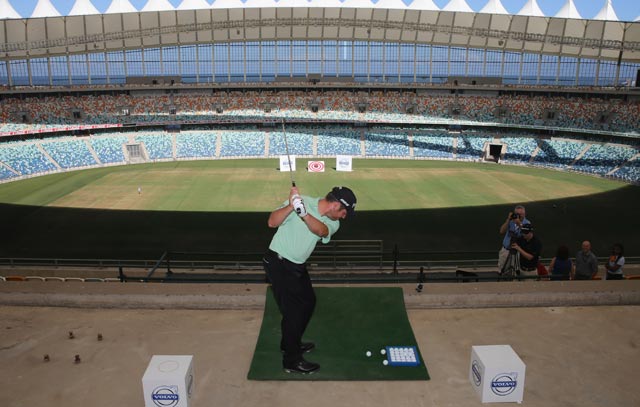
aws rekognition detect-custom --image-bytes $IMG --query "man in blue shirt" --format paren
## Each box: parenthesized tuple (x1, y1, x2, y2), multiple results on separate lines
(263, 186, 357, 374)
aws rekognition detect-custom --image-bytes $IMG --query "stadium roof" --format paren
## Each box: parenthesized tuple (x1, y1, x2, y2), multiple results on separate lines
(0, 1, 639, 63)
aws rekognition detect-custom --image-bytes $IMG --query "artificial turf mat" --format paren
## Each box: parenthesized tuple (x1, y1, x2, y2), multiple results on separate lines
(247, 287, 430, 381)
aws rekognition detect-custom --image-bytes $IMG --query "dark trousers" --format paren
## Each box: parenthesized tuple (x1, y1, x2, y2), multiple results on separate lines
(263, 249, 316, 363)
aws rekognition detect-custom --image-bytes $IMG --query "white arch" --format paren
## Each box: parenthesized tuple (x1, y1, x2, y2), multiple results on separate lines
(31, 0, 61, 18)
(555, 0, 583, 20)
(105, 0, 138, 14)
(69, 0, 100, 16)
(593, 0, 619, 22)
(517, 0, 545, 17)
(480, 0, 508, 15)
(0, 0, 21, 19)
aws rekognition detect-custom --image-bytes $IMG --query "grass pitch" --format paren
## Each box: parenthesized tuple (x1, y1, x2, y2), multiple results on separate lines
(0, 159, 636, 260)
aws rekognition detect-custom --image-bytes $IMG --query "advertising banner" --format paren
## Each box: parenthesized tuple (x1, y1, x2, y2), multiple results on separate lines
(279, 155, 296, 172)
(336, 155, 353, 172)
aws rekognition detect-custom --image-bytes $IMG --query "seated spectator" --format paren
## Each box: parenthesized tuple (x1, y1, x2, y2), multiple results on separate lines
(548, 245, 572, 281)
(573, 240, 598, 280)
(605, 243, 625, 280)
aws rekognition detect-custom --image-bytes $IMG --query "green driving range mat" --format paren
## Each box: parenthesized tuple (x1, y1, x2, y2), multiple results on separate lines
(247, 287, 430, 381)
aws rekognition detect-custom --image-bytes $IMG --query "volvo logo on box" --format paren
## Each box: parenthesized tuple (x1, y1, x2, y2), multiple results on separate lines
(471, 360, 482, 386)
(152, 385, 180, 407)
(491, 373, 518, 396)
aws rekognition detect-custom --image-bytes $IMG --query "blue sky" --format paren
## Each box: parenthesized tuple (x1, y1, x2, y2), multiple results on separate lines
(7, 0, 640, 22)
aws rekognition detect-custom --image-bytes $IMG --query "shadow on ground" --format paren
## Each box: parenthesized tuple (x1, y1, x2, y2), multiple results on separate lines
(1, 185, 638, 260)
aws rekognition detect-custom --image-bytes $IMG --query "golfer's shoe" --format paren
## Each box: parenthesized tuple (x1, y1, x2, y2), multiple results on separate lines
(283, 358, 320, 374)
(281, 342, 315, 354)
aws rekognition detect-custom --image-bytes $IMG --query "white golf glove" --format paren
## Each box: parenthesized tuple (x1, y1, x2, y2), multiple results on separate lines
(292, 196, 308, 217)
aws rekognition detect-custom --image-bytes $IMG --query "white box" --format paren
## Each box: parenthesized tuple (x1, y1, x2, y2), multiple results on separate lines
(142, 355, 194, 407)
(470, 345, 526, 404)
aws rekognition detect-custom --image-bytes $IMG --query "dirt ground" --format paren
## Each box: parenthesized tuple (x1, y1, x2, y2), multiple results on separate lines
(1, 282, 639, 407)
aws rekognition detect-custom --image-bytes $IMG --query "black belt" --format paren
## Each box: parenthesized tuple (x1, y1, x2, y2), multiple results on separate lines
(521, 267, 536, 272)
(266, 248, 283, 260)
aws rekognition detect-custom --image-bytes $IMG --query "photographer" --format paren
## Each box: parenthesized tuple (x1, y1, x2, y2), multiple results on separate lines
(511, 223, 542, 280)
(498, 205, 530, 273)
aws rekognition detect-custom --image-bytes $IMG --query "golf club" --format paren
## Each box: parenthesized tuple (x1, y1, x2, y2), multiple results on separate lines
(281, 119, 296, 187)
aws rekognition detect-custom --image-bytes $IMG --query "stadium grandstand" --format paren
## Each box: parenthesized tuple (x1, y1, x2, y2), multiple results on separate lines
(0, 0, 639, 184)
(3, 4, 640, 406)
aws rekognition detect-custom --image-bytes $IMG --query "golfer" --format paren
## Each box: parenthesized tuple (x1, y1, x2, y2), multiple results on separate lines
(263, 186, 357, 374)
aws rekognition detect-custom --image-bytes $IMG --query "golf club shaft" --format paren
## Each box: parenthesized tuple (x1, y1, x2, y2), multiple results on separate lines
(281, 119, 296, 187)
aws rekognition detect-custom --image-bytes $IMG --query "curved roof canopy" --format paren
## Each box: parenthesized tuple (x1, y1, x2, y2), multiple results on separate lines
(0, 2, 638, 63)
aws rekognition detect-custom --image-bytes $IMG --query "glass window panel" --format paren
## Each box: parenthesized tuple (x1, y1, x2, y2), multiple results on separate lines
(449, 47, 465, 76)
(308, 41, 321, 74)
(467, 48, 484, 76)
(125, 49, 143, 76)
(539, 54, 557, 84)
(352, 41, 369, 79)
(70, 54, 89, 85)
(9, 60, 29, 86)
(598, 60, 616, 86)
(578, 58, 596, 86)
(431, 46, 448, 82)
(277, 41, 291, 77)
(0, 61, 7, 85)
(292, 41, 306, 76)
(341, 41, 355, 78)
(214, 43, 229, 81)
(88, 53, 107, 84)
(197, 44, 212, 83)
(31, 58, 49, 85)
(415, 45, 430, 82)
(503, 52, 520, 84)
(399, 44, 414, 81)
(370, 42, 383, 80)
(229, 43, 244, 81)
(323, 40, 337, 76)
(106, 51, 125, 84)
(619, 62, 639, 86)
(521, 53, 539, 84)
(144, 48, 161, 76)
(162, 47, 179, 76)
(245, 42, 260, 81)
(384, 43, 399, 78)
(559, 56, 577, 85)
(50, 56, 69, 85)
(180, 46, 197, 82)
(485, 50, 501, 77)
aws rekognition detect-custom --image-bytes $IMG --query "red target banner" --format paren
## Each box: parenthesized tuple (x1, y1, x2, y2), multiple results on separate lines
(308, 161, 325, 172)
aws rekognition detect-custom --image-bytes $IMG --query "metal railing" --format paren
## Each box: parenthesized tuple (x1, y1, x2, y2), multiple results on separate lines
(1, 246, 637, 284)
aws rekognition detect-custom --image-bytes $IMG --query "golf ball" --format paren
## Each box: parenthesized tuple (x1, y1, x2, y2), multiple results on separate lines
(383, 360, 389, 366)
(366, 351, 372, 357)
(380, 349, 387, 355)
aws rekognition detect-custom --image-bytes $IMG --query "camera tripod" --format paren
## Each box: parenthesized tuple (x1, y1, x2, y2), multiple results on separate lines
(500, 249, 520, 278)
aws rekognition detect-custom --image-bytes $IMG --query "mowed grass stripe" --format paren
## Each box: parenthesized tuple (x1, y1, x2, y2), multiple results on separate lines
(0, 159, 626, 212)
(0, 159, 637, 259)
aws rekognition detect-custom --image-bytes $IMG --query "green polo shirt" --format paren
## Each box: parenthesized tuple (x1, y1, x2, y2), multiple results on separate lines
(269, 196, 340, 264)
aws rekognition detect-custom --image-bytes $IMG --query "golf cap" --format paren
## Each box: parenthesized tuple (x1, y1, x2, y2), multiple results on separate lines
(330, 186, 357, 217)
(520, 223, 533, 233)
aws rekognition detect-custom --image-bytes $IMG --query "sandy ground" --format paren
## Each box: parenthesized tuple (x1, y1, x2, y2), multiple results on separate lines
(1, 283, 639, 407)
